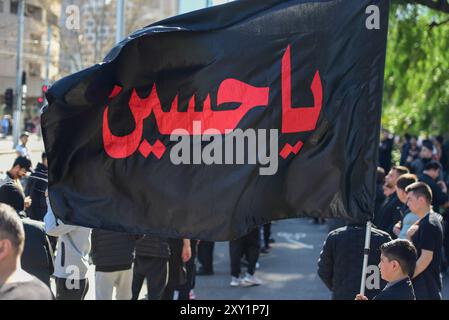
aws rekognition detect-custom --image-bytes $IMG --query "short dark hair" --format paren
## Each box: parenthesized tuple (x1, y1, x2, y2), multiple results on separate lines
(392, 166, 410, 176)
(19, 132, 29, 139)
(406, 182, 433, 204)
(424, 160, 442, 172)
(13, 156, 32, 172)
(422, 139, 433, 151)
(0, 183, 25, 212)
(396, 174, 418, 191)
(380, 239, 417, 277)
(377, 167, 385, 184)
(0, 204, 25, 255)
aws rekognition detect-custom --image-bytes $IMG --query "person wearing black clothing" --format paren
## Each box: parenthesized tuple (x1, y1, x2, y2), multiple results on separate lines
(0, 204, 53, 300)
(418, 161, 449, 213)
(176, 240, 198, 300)
(318, 224, 391, 300)
(261, 223, 273, 253)
(375, 192, 403, 238)
(25, 153, 48, 221)
(197, 241, 215, 275)
(374, 278, 415, 300)
(90, 229, 136, 300)
(374, 167, 386, 219)
(378, 130, 394, 173)
(406, 182, 443, 300)
(132, 235, 171, 300)
(162, 238, 191, 300)
(0, 183, 53, 287)
(374, 166, 409, 238)
(400, 135, 420, 168)
(410, 140, 433, 175)
(442, 139, 449, 179)
(229, 227, 262, 287)
(356, 239, 416, 300)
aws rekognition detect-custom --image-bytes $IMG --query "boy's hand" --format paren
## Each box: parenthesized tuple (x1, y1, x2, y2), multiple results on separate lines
(182, 239, 191, 262)
(355, 294, 368, 300)
(393, 222, 401, 236)
(24, 196, 32, 208)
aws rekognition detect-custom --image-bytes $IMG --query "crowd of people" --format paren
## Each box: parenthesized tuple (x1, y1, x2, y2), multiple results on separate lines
(1, 130, 448, 300)
(318, 130, 449, 300)
(0, 135, 274, 299)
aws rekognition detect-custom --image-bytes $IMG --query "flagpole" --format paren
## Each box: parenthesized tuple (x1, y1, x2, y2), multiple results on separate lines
(116, 0, 125, 43)
(359, 220, 372, 296)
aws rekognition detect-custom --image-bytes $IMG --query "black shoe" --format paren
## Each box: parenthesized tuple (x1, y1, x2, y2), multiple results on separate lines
(268, 238, 275, 244)
(260, 247, 271, 254)
(197, 267, 214, 276)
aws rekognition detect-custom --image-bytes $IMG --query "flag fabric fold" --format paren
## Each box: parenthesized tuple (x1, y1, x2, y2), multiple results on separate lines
(42, 0, 390, 240)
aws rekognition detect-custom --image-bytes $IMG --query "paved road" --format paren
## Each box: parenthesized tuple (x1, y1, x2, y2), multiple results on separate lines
(194, 219, 331, 300)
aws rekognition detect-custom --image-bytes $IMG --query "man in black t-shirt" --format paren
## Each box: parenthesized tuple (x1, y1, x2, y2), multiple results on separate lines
(0, 204, 53, 300)
(406, 182, 443, 300)
(418, 161, 449, 213)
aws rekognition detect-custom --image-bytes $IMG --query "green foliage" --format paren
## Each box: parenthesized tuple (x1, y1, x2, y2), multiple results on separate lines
(382, 3, 449, 136)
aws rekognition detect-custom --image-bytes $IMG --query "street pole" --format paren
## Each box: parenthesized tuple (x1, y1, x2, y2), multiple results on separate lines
(116, 0, 125, 44)
(13, 0, 25, 148)
(359, 220, 372, 296)
(45, 25, 52, 87)
(206, 0, 213, 7)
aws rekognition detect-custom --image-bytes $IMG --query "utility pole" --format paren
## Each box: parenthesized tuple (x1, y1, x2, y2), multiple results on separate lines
(116, 0, 125, 44)
(13, 0, 25, 147)
(45, 25, 52, 87)
(206, 0, 213, 7)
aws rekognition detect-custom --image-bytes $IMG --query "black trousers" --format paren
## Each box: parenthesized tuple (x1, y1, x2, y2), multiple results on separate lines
(262, 223, 272, 248)
(131, 256, 169, 300)
(197, 241, 215, 272)
(443, 214, 449, 269)
(229, 227, 260, 277)
(55, 277, 89, 300)
(177, 240, 198, 300)
(162, 239, 186, 300)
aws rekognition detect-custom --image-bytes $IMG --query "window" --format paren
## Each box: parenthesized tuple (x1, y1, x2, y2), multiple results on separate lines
(47, 11, 58, 26)
(29, 62, 41, 77)
(10, 1, 43, 22)
(10, 0, 18, 14)
(25, 4, 43, 22)
(30, 33, 41, 44)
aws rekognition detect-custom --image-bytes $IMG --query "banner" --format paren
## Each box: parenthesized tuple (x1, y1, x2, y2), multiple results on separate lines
(42, 0, 390, 240)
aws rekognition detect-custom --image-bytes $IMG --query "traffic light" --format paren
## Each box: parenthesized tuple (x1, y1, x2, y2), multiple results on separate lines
(4, 88, 14, 114)
(22, 71, 26, 85)
(37, 84, 48, 108)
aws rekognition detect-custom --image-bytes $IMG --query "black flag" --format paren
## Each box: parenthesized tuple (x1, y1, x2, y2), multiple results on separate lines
(42, 0, 390, 240)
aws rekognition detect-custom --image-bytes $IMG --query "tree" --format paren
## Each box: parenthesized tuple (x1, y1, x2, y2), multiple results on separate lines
(382, 2, 449, 136)
(405, 0, 449, 14)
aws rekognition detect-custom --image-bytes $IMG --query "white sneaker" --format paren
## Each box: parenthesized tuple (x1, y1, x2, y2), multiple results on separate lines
(241, 273, 262, 286)
(230, 276, 241, 287)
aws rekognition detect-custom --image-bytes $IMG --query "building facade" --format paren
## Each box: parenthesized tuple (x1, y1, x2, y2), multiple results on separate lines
(58, 0, 178, 76)
(0, 0, 61, 113)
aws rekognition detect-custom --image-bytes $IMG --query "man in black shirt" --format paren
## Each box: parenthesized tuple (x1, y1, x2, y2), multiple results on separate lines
(25, 152, 48, 221)
(418, 161, 449, 213)
(375, 166, 409, 238)
(0, 204, 53, 300)
(406, 182, 443, 300)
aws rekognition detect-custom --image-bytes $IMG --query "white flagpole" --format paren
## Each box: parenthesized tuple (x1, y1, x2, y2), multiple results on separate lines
(359, 220, 372, 296)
